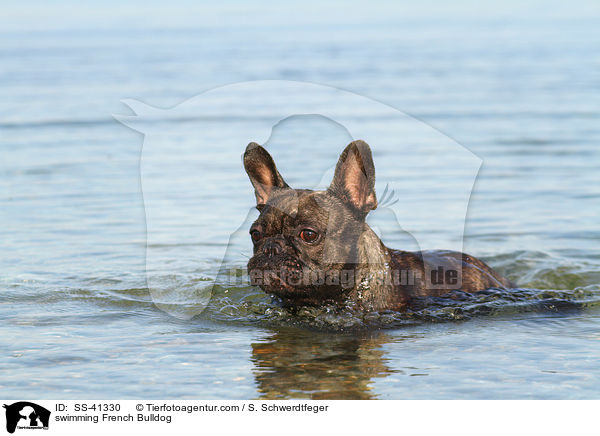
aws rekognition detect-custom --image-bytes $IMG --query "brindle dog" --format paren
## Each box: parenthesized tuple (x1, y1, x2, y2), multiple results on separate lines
(244, 140, 513, 311)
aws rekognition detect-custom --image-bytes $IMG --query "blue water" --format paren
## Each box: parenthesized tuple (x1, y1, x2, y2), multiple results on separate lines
(1, 1, 600, 399)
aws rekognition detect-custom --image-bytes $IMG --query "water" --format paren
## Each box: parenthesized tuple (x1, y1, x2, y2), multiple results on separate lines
(1, 1, 600, 399)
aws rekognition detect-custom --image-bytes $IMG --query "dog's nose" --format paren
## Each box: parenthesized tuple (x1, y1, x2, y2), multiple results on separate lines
(262, 239, 282, 257)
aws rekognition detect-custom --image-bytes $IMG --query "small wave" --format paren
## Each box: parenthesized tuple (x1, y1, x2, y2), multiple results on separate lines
(4, 109, 598, 131)
(25, 257, 599, 331)
(198, 284, 600, 332)
(0, 118, 118, 130)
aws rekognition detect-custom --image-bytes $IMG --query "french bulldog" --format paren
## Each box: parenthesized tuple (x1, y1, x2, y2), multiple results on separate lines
(244, 140, 513, 311)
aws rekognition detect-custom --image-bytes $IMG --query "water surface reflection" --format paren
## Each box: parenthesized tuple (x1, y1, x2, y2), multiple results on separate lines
(251, 329, 406, 399)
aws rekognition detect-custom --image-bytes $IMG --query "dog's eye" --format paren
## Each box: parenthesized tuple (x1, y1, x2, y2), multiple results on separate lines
(299, 229, 318, 243)
(250, 230, 262, 242)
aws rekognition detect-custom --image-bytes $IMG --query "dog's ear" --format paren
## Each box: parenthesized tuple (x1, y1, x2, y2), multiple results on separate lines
(244, 142, 290, 208)
(329, 140, 377, 214)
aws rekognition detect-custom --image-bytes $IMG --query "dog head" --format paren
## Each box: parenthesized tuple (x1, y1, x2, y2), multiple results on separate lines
(244, 140, 378, 305)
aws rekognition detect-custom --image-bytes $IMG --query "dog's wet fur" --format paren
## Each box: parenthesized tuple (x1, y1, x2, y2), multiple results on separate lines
(244, 140, 513, 311)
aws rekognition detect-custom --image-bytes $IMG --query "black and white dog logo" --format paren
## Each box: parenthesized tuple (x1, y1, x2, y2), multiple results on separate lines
(3, 402, 50, 433)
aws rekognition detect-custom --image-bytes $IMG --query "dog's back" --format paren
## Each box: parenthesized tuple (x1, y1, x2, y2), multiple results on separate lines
(389, 248, 514, 300)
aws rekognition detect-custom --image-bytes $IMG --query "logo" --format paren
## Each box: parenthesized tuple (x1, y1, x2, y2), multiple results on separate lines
(3, 402, 50, 434)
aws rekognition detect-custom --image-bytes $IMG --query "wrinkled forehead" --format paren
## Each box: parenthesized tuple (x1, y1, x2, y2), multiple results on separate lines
(261, 190, 334, 224)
